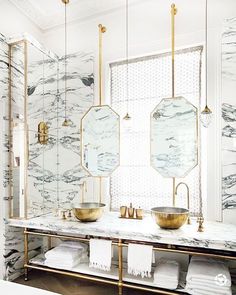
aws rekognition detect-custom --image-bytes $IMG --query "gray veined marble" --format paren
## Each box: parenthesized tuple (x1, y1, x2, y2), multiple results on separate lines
(222, 17, 236, 214)
(7, 212, 236, 252)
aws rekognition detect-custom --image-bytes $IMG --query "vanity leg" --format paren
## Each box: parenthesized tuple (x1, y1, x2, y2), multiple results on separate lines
(118, 239, 123, 295)
(24, 228, 28, 281)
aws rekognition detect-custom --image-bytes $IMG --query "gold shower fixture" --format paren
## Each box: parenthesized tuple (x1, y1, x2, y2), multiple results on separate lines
(38, 122, 49, 145)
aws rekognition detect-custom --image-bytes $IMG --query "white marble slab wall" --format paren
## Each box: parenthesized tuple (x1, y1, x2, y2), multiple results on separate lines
(57, 53, 94, 209)
(27, 43, 58, 217)
(0, 34, 42, 281)
(222, 17, 236, 223)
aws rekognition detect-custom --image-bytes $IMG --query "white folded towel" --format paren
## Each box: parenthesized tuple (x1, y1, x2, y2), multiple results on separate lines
(153, 259, 180, 290)
(60, 241, 88, 252)
(45, 253, 89, 270)
(186, 257, 231, 287)
(89, 239, 112, 271)
(45, 246, 82, 263)
(186, 282, 232, 295)
(127, 243, 153, 278)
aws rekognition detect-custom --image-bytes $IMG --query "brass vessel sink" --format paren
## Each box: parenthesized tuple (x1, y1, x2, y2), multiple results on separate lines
(73, 202, 105, 222)
(151, 206, 189, 229)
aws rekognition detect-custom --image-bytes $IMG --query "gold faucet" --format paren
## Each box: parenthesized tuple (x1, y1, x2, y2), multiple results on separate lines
(174, 182, 191, 224)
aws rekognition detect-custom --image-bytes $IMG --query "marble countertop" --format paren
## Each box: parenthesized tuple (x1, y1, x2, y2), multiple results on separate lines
(7, 212, 236, 252)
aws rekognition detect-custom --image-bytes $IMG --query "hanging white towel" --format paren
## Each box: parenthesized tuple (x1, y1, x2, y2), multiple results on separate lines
(153, 259, 180, 290)
(89, 239, 112, 271)
(127, 243, 153, 278)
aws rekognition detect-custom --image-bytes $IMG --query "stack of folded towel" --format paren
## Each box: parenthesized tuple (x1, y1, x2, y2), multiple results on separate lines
(186, 256, 232, 295)
(45, 241, 88, 270)
(153, 259, 180, 290)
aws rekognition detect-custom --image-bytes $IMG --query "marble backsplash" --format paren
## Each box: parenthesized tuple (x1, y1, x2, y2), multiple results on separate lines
(222, 17, 236, 221)
(1, 32, 94, 280)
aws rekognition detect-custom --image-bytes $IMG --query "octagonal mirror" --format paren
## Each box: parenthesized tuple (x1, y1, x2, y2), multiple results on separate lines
(81, 105, 120, 177)
(150, 96, 198, 178)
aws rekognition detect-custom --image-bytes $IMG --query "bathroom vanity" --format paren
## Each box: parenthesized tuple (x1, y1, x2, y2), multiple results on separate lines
(8, 213, 236, 295)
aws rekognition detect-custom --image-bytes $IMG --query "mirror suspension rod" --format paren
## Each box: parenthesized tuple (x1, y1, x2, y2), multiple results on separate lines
(171, 3, 177, 98)
(98, 24, 106, 106)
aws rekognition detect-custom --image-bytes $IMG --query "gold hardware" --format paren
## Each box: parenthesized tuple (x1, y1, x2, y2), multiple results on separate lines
(171, 3, 177, 98)
(62, 0, 69, 125)
(175, 182, 191, 224)
(61, 210, 67, 220)
(67, 209, 72, 218)
(24, 227, 28, 281)
(24, 229, 236, 295)
(98, 24, 106, 106)
(118, 239, 123, 295)
(120, 206, 127, 218)
(200, 0, 213, 127)
(62, 118, 70, 126)
(135, 208, 143, 219)
(123, 0, 131, 120)
(38, 121, 48, 144)
(197, 215, 204, 232)
(128, 203, 135, 218)
(119, 205, 143, 220)
(123, 112, 131, 120)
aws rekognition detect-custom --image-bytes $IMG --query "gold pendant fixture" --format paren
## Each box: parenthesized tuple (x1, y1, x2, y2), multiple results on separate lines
(62, 0, 70, 126)
(200, 0, 213, 128)
(123, 0, 131, 121)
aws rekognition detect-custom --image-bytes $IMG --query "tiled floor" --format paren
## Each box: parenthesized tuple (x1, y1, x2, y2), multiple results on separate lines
(14, 270, 153, 295)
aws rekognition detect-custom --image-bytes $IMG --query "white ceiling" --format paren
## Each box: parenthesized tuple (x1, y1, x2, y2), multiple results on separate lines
(9, 0, 140, 32)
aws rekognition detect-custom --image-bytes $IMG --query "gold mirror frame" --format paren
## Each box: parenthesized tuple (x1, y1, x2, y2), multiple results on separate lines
(80, 105, 120, 177)
(150, 96, 198, 178)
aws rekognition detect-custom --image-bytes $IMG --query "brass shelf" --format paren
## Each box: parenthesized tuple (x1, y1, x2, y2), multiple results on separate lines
(24, 228, 236, 295)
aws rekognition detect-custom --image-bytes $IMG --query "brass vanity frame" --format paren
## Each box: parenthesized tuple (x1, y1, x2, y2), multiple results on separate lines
(24, 228, 236, 295)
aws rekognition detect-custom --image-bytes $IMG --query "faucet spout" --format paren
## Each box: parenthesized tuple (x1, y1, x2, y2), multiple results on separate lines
(174, 182, 191, 224)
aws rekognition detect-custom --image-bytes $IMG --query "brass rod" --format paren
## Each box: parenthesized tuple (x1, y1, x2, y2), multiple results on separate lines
(24, 230, 236, 260)
(24, 228, 29, 280)
(25, 264, 119, 286)
(8, 44, 13, 219)
(24, 40, 28, 219)
(98, 24, 106, 106)
(118, 239, 123, 295)
(171, 3, 177, 98)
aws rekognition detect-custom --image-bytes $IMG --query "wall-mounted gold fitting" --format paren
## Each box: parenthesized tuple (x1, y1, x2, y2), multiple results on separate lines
(61, 0, 69, 4)
(98, 24, 106, 33)
(38, 122, 48, 145)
